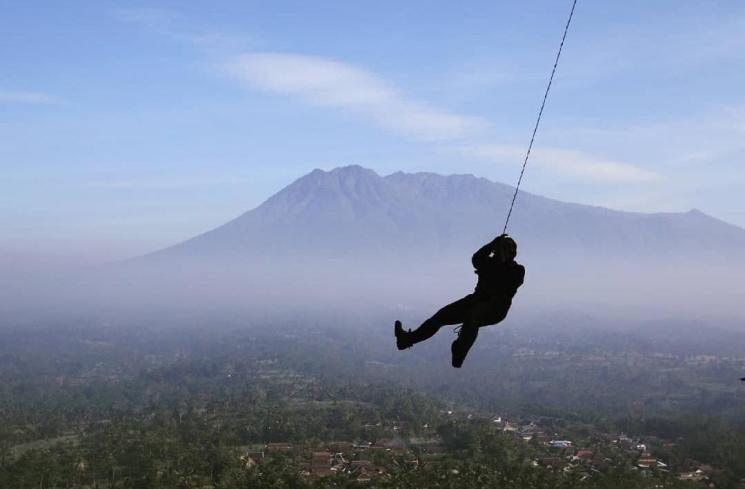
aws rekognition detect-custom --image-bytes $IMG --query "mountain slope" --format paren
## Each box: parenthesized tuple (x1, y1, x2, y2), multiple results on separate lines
(152, 165, 745, 262)
(44, 165, 740, 321)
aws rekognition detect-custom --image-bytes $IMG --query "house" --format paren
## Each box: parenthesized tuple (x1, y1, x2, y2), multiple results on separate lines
(350, 459, 374, 469)
(309, 451, 334, 479)
(549, 440, 572, 449)
(265, 442, 293, 452)
(242, 451, 264, 468)
(310, 467, 335, 479)
(347, 459, 386, 480)
(637, 452, 657, 468)
(678, 471, 706, 482)
(696, 465, 714, 476)
(537, 457, 564, 469)
(614, 434, 633, 447)
(355, 468, 372, 482)
(332, 452, 348, 466)
(576, 450, 594, 461)
(311, 451, 332, 466)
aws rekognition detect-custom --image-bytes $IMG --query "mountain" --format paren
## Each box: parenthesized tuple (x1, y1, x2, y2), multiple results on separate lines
(9, 166, 743, 322)
(150, 165, 745, 262)
(66, 165, 738, 321)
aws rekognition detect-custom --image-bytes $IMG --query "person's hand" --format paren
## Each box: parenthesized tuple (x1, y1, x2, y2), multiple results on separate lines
(491, 234, 508, 246)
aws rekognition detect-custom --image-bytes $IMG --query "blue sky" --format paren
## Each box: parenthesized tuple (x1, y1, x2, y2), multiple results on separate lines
(2, 0, 744, 262)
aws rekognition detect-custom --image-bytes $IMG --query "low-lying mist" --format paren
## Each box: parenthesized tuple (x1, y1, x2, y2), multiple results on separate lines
(2, 250, 742, 331)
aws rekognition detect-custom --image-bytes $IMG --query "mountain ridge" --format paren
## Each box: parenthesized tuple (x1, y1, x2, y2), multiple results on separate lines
(147, 165, 744, 263)
(56, 164, 741, 320)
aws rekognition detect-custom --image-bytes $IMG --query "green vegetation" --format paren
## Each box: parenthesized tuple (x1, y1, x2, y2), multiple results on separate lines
(1, 321, 744, 488)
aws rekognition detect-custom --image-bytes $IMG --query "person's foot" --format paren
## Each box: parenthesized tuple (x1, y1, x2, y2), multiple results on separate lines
(395, 320, 413, 350)
(451, 338, 467, 368)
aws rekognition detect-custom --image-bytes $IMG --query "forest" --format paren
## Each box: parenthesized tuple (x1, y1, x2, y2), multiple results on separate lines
(2, 318, 745, 488)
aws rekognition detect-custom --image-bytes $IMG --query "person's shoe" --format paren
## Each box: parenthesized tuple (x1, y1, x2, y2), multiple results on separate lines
(395, 320, 413, 350)
(451, 338, 467, 368)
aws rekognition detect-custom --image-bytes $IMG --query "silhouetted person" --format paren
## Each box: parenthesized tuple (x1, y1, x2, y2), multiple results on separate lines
(395, 234, 525, 368)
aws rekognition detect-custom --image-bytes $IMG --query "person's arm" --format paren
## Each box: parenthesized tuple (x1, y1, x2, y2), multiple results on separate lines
(471, 237, 499, 269)
(515, 264, 525, 288)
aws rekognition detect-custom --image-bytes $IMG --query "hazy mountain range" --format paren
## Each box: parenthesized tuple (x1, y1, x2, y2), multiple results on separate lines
(6, 165, 744, 322)
(116, 165, 741, 320)
(150, 165, 745, 262)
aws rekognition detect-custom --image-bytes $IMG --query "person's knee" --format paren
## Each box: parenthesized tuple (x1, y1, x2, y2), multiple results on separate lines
(456, 326, 478, 344)
(486, 310, 507, 326)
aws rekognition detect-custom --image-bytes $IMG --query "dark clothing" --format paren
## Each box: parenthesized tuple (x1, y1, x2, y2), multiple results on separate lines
(407, 240, 525, 367)
(407, 292, 511, 345)
(472, 242, 525, 298)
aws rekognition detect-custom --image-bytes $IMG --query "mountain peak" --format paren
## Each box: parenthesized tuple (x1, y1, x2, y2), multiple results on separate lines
(307, 165, 380, 180)
(329, 164, 378, 176)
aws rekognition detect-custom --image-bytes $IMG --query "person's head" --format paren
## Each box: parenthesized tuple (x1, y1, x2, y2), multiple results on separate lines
(494, 234, 517, 262)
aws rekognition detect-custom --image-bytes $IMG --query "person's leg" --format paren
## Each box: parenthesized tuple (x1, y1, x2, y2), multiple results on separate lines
(450, 322, 479, 368)
(451, 300, 510, 368)
(404, 295, 474, 346)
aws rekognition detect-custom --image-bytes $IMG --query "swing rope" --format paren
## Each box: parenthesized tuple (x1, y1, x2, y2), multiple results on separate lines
(502, 0, 578, 235)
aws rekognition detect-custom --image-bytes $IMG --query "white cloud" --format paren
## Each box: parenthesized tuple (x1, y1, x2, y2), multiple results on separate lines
(464, 144, 660, 183)
(0, 89, 58, 105)
(225, 52, 662, 183)
(225, 53, 486, 141)
(114, 8, 250, 51)
(546, 105, 745, 171)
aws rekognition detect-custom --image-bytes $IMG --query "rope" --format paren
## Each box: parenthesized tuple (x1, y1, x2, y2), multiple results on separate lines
(502, 0, 578, 235)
